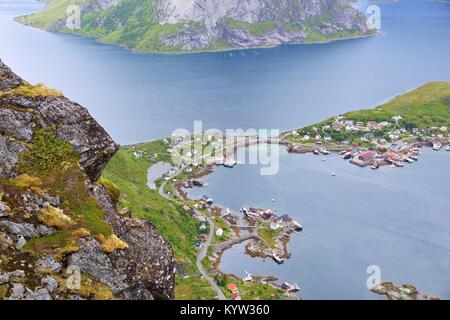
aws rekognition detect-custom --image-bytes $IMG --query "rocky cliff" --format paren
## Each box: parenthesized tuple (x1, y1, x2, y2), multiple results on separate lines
(20, 0, 371, 52)
(0, 60, 175, 300)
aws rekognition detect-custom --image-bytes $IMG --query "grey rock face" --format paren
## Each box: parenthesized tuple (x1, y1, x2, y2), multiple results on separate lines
(36, 256, 62, 274)
(68, 238, 125, 292)
(154, 0, 370, 50)
(25, 287, 52, 300)
(91, 185, 176, 299)
(0, 60, 176, 300)
(9, 283, 25, 300)
(0, 59, 118, 182)
(41, 275, 59, 293)
(0, 221, 55, 238)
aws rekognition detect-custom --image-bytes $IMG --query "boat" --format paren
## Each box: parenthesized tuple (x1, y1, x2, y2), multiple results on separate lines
(320, 147, 330, 155)
(224, 158, 237, 168)
(313, 149, 320, 155)
(281, 282, 300, 292)
(403, 157, 415, 163)
(447, 145, 450, 152)
(409, 155, 419, 161)
(433, 142, 442, 151)
(370, 164, 379, 170)
(331, 172, 336, 177)
(292, 220, 303, 231)
(342, 152, 352, 160)
(394, 161, 404, 167)
(272, 253, 284, 265)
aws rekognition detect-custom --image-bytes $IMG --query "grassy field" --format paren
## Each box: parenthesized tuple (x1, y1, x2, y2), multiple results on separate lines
(344, 82, 450, 128)
(286, 82, 450, 145)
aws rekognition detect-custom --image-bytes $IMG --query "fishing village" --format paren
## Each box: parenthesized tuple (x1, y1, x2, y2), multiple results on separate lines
(285, 114, 450, 170)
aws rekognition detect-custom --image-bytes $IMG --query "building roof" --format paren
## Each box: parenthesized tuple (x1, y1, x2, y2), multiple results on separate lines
(227, 284, 238, 292)
(359, 152, 374, 160)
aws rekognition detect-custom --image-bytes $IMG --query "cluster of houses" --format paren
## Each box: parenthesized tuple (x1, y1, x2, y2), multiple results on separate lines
(241, 208, 303, 232)
(288, 115, 450, 170)
(291, 115, 450, 146)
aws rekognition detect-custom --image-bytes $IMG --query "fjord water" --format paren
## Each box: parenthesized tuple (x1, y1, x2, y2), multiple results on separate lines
(1, 0, 450, 300)
(1, 0, 450, 144)
(187, 145, 450, 299)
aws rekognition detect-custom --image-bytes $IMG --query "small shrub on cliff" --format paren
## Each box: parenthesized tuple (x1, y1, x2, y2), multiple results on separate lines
(18, 127, 77, 176)
(97, 177, 121, 204)
(0, 83, 62, 97)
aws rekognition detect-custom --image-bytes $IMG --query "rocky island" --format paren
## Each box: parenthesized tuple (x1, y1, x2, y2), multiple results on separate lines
(18, 0, 373, 52)
(0, 60, 176, 300)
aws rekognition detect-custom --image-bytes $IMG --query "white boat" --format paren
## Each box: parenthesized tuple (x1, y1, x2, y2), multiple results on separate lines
(272, 253, 284, 265)
(447, 145, 450, 152)
(433, 142, 442, 151)
(281, 282, 300, 292)
(313, 149, 320, 155)
(320, 147, 330, 155)
(224, 159, 237, 167)
(292, 221, 303, 231)
(395, 161, 404, 168)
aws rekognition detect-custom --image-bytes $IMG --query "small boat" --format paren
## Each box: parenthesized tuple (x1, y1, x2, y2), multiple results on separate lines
(403, 157, 415, 163)
(313, 149, 320, 155)
(292, 220, 303, 231)
(331, 172, 336, 177)
(395, 161, 404, 168)
(410, 155, 419, 161)
(447, 145, 450, 152)
(342, 152, 352, 160)
(224, 159, 237, 167)
(322, 158, 326, 162)
(281, 282, 300, 292)
(433, 142, 442, 151)
(370, 164, 379, 170)
(272, 253, 284, 265)
(320, 148, 330, 155)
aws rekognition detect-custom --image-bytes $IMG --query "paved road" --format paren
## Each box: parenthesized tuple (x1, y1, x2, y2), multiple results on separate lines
(158, 165, 226, 300)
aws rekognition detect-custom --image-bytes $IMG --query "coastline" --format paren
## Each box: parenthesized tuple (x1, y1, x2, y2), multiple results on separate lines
(15, 15, 378, 55)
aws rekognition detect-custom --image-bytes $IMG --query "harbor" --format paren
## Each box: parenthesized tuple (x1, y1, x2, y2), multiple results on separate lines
(184, 144, 450, 299)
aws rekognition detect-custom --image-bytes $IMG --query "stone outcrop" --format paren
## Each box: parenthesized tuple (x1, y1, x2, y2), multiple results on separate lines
(0, 61, 117, 181)
(0, 59, 176, 300)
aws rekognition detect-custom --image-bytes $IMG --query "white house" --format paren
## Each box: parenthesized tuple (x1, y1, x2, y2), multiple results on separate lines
(215, 228, 224, 237)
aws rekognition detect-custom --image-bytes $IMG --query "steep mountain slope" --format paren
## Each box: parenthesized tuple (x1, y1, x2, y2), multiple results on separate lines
(19, 0, 372, 52)
(0, 60, 175, 300)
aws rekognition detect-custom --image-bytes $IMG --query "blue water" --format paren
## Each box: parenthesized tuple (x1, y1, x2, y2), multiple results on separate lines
(1, 0, 450, 300)
(1, 0, 450, 144)
(147, 162, 171, 189)
(187, 146, 450, 300)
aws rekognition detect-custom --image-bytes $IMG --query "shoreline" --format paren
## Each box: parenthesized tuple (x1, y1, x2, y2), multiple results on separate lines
(15, 15, 378, 56)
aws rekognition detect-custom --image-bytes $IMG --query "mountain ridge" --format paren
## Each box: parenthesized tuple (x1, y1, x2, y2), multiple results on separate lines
(19, 0, 373, 53)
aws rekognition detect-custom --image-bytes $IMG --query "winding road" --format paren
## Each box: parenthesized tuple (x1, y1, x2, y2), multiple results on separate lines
(158, 163, 226, 300)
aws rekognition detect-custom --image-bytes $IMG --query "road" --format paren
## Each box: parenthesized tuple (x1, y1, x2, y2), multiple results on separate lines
(158, 165, 226, 300)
